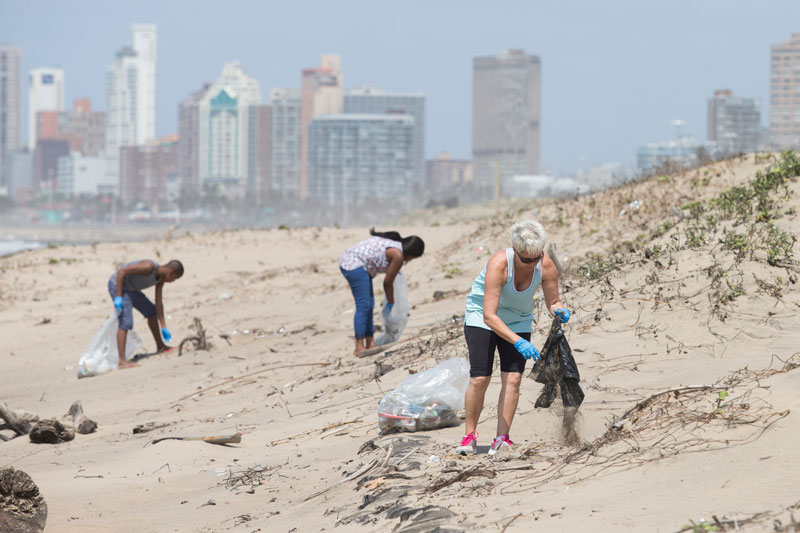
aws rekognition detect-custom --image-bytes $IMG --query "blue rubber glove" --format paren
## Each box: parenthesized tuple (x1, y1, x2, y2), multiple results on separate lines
(553, 308, 571, 323)
(513, 338, 540, 361)
(386, 302, 394, 312)
(113, 296, 123, 314)
(160, 327, 172, 342)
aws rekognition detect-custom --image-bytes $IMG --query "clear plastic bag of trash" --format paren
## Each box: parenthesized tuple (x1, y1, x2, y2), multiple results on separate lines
(77, 312, 142, 378)
(376, 271, 410, 345)
(377, 357, 470, 433)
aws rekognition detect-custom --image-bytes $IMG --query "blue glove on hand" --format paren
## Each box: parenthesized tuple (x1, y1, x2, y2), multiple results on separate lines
(513, 338, 540, 361)
(553, 308, 571, 323)
(386, 302, 394, 312)
(160, 327, 172, 342)
(113, 296, 123, 313)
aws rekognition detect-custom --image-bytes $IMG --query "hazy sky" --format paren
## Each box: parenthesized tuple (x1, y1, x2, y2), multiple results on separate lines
(2, 1, 799, 174)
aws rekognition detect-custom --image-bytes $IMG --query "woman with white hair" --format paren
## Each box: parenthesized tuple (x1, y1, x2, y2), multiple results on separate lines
(456, 219, 570, 456)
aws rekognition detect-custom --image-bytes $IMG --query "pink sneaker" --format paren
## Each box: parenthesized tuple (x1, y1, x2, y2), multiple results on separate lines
(455, 431, 478, 455)
(488, 434, 514, 456)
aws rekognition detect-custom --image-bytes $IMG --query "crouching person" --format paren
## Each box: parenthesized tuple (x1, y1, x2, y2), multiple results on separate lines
(108, 259, 184, 368)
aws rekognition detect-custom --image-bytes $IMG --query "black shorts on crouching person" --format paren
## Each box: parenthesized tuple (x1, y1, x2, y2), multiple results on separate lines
(464, 326, 530, 377)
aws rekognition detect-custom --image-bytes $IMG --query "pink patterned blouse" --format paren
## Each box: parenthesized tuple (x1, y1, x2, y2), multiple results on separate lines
(339, 237, 403, 277)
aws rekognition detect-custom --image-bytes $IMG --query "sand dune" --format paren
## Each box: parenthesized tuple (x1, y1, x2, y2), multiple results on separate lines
(1, 153, 798, 532)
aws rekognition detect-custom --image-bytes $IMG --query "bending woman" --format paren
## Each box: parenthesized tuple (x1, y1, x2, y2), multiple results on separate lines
(456, 220, 570, 455)
(339, 229, 425, 356)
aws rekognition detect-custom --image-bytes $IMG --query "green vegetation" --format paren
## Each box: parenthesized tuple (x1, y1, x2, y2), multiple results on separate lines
(577, 253, 616, 281)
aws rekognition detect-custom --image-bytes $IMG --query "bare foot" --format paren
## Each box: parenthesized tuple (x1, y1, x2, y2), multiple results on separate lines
(366, 341, 378, 350)
(156, 346, 174, 354)
(118, 360, 138, 369)
(354, 346, 365, 356)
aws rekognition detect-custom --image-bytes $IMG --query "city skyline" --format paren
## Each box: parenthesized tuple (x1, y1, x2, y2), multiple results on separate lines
(3, 1, 800, 174)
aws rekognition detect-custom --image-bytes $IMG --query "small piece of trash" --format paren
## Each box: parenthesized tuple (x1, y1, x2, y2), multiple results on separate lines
(219, 293, 232, 301)
(628, 199, 642, 210)
(474, 246, 485, 252)
(242, 329, 250, 334)
(343, 309, 354, 315)
(201, 499, 216, 507)
(225, 413, 234, 418)
(618, 209, 627, 217)
(426, 455, 440, 464)
(283, 381, 296, 388)
(277, 327, 286, 335)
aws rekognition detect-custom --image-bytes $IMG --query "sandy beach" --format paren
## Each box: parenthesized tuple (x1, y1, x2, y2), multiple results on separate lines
(1, 153, 799, 532)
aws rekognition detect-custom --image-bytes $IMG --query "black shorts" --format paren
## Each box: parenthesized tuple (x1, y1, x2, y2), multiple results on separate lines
(464, 326, 530, 377)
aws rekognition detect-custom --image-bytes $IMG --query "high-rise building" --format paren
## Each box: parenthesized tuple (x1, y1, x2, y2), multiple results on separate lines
(119, 135, 177, 207)
(248, 104, 271, 203)
(308, 114, 414, 208)
(707, 89, 761, 153)
(300, 54, 342, 199)
(198, 62, 261, 188)
(344, 86, 425, 190)
(472, 49, 540, 197)
(0, 45, 22, 184)
(28, 67, 64, 149)
(770, 33, 800, 150)
(5, 150, 33, 203)
(37, 99, 105, 156)
(270, 87, 301, 198)
(178, 83, 210, 194)
(105, 24, 157, 190)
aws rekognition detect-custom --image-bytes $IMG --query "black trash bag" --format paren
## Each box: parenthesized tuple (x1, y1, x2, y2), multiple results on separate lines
(530, 317, 584, 409)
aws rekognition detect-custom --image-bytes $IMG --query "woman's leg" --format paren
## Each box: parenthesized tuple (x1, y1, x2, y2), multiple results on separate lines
(365, 274, 376, 349)
(496, 371, 523, 436)
(341, 267, 373, 354)
(496, 332, 530, 436)
(462, 326, 497, 435)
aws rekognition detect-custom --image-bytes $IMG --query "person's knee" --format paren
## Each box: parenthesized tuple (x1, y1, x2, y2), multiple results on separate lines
(470, 376, 491, 390)
(504, 373, 523, 389)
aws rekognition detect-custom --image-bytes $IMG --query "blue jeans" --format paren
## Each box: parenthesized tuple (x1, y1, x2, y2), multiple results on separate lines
(341, 266, 374, 339)
(108, 280, 156, 330)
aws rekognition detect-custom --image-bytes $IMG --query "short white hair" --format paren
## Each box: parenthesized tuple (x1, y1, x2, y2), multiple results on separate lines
(510, 220, 546, 255)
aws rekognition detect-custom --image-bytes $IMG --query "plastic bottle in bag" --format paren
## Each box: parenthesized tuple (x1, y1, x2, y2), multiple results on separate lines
(376, 271, 410, 346)
(377, 358, 470, 433)
(77, 313, 143, 378)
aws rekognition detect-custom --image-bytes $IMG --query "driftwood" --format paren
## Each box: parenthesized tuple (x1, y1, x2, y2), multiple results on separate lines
(357, 322, 460, 358)
(62, 401, 97, 435)
(0, 402, 32, 437)
(0, 467, 48, 533)
(423, 466, 496, 493)
(150, 432, 242, 446)
(178, 317, 208, 356)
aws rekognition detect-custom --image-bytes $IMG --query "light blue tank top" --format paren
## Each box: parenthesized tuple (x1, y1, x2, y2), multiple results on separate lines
(464, 248, 542, 333)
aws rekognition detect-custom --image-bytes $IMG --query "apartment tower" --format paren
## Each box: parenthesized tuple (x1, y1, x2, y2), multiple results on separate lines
(770, 34, 800, 150)
(472, 49, 540, 197)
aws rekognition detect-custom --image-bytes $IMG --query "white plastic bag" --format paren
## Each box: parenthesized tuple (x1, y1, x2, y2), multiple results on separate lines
(377, 357, 470, 433)
(376, 271, 410, 345)
(77, 313, 143, 378)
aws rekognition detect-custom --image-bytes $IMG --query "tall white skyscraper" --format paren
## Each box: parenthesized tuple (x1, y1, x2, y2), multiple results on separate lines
(105, 24, 157, 191)
(28, 67, 64, 149)
(0, 45, 22, 184)
(198, 61, 261, 187)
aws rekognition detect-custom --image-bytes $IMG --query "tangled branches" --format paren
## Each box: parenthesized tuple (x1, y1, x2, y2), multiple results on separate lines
(499, 356, 797, 495)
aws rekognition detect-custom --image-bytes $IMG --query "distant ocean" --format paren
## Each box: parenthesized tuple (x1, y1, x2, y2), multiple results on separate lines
(0, 240, 45, 257)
